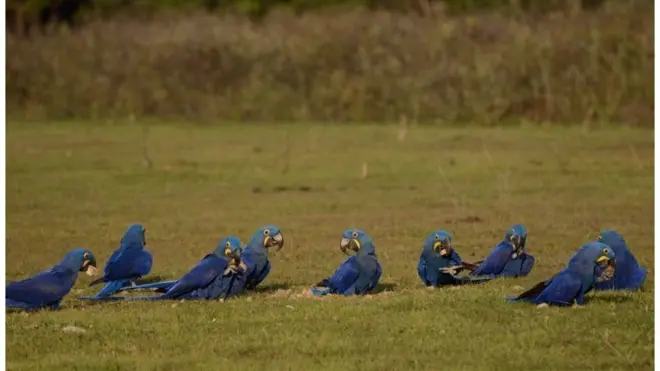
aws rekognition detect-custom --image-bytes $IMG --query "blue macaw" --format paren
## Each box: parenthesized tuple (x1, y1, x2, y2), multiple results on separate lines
(79, 236, 246, 301)
(507, 241, 616, 307)
(311, 229, 382, 296)
(7, 248, 98, 311)
(85, 224, 152, 298)
(469, 224, 535, 278)
(240, 225, 284, 290)
(594, 230, 647, 291)
(417, 230, 492, 287)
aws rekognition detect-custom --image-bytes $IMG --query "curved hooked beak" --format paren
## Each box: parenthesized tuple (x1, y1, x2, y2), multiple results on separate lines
(264, 232, 284, 252)
(433, 241, 450, 257)
(596, 255, 616, 282)
(81, 260, 98, 277)
(340, 237, 360, 255)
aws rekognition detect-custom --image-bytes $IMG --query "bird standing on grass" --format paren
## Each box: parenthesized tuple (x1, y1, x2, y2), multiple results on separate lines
(6, 248, 98, 311)
(80, 236, 246, 301)
(417, 230, 491, 287)
(469, 224, 535, 278)
(594, 229, 647, 291)
(83, 224, 152, 298)
(311, 229, 382, 296)
(240, 225, 284, 290)
(506, 241, 616, 307)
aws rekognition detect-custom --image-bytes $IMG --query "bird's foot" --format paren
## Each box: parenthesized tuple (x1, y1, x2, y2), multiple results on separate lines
(536, 303, 550, 309)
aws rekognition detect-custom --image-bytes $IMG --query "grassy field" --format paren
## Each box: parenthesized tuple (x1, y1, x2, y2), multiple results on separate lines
(5, 122, 654, 370)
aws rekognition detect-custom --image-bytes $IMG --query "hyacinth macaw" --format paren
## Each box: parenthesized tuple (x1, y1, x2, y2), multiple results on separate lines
(240, 225, 284, 290)
(312, 229, 382, 296)
(417, 229, 491, 287)
(7, 248, 98, 311)
(79, 236, 245, 301)
(470, 224, 535, 278)
(85, 224, 152, 298)
(507, 241, 616, 307)
(594, 230, 647, 291)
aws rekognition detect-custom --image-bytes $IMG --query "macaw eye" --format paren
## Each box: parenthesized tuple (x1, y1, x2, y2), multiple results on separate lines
(434, 234, 440, 240)
(603, 247, 610, 255)
(83, 252, 89, 259)
(351, 231, 359, 238)
(263, 229, 270, 236)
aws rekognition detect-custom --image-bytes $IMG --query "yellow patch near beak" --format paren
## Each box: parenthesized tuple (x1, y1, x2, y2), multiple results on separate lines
(433, 241, 441, 251)
(263, 236, 272, 246)
(596, 255, 610, 263)
(352, 239, 361, 250)
(85, 265, 98, 277)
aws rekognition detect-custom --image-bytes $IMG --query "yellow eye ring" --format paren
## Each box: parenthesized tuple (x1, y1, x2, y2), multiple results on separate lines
(83, 252, 89, 259)
(603, 247, 610, 254)
(263, 229, 270, 236)
(351, 231, 359, 238)
(434, 234, 440, 240)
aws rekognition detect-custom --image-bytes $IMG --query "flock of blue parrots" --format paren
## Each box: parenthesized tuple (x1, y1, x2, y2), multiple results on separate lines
(5, 223, 648, 311)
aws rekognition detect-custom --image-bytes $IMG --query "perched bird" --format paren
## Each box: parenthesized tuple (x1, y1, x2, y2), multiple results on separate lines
(80, 236, 246, 301)
(311, 229, 382, 296)
(469, 224, 535, 278)
(507, 241, 616, 307)
(417, 230, 491, 287)
(594, 230, 647, 291)
(7, 248, 97, 311)
(240, 225, 284, 290)
(86, 224, 152, 298)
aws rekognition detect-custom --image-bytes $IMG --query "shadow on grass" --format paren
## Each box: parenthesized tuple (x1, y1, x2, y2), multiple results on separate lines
(251, 283, 291, 293)
(586, 294, 634, 304)
(372, 282, 397, 294)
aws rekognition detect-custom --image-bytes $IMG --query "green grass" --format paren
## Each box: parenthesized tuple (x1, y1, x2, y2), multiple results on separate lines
(5, 122, 654, 371)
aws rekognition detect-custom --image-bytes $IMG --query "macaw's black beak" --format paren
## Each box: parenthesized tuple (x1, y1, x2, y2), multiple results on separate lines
(264, 233, 284, 252)
(340, 237, 360, 255)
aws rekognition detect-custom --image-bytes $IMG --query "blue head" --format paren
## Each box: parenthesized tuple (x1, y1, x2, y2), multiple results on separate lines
(213, 236, 244, 266)
(340, 229, 376, 256)
(423, 230, 453, 257)
(504, 224, 527, 256)
(60, 248, 98, 276)
(247, 225, 284, 252)
(597, 230, 627, 252)
(120, 224, 147, 250)
(567, 241, 616, 282)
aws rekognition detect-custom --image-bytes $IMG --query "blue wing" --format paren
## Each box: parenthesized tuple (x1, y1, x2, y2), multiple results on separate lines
(241, 249, 270, 289)
(471, 243, 512, 277)
(508, 270, 583, 306)
(352, 255, 381, 294)
(101, 249, 153, 282)
(161, 255, 227, 299)
(94, 279, 133, 298)
(500, 254, 535, 278)
(417, 256, 431, 286)
(327, 257, 360, 294)
(6, 268, 75, 307)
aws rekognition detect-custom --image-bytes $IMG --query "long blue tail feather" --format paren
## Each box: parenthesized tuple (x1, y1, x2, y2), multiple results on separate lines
(117, 280, 177, 292)
(95, 280, 131, 297)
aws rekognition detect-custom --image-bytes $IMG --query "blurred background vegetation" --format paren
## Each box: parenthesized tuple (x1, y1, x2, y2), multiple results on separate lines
(6, 0, 653, 125)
